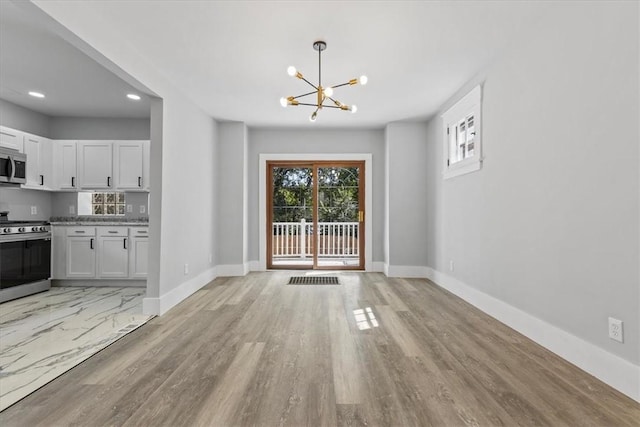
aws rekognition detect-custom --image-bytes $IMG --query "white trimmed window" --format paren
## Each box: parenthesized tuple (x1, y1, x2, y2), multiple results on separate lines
(442, 85, 482, 179)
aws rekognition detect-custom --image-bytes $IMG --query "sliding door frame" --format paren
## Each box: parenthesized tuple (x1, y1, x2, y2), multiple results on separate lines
(259, 153, 373, 271)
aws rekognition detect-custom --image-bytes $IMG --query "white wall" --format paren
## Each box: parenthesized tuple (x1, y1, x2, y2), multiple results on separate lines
(0, 99, 50, 137)
(49, 117, 150, 139)
(425, 1, 638, 398)
(31, 1, 219, 314)
(217, 122, 249, 273)
(384, 122, 429, 276)
(247, 128, 385, 264)
(0, 188, 51, 221)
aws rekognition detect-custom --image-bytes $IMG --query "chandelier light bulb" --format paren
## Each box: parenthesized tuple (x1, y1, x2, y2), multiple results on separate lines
(280, 97, 288, 108)
(324, 87, 334, 97)
(350, 105, 358, 114)
(287, 66, 297, 77)
(310, 111, 318, 122)
(359, 75, 368, 86)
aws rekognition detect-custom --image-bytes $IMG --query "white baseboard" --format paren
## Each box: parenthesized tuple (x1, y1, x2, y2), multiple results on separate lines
(385, 264, 430, 278)
(425, 267, 640, 402)
(248, 260, 262, 271)
(143, 266, 218, 316)
(216, 263, 249, 276)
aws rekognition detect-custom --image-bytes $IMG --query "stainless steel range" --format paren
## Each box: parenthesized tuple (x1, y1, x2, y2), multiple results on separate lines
(0, 216, 51, 303)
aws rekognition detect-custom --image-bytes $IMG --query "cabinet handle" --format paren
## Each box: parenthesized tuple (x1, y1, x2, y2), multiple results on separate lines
(107, 176, 111, 187)
(75, 231, 86, 234)
(40, 175, 44, 186)
(108, 230, 118, 234)
(138, 177, 142, 187)
(90, 238, 94, 249)
(124, 238, 127, 249)
(71, 177, 75, 187)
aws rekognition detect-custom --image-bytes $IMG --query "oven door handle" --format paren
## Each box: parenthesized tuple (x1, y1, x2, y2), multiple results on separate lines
(0, 233, 51, 243)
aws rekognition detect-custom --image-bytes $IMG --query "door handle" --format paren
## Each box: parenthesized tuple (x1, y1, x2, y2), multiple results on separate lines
(90, 238, 94, 249)
(7, 156, 14, 181)
(40, 175, 44, 185)
(358, 211, 364, 222)
(138, 177, 142, 187)
(71, 176, 75, 187)
(124, 238, 127, 249)
(107, 176, 111, 187)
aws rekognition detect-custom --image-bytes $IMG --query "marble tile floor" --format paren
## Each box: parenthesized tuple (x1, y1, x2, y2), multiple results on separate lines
(0, 286, 152, 411)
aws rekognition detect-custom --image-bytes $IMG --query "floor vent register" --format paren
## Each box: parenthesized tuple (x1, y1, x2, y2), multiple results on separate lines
(288, 276, 340, 285)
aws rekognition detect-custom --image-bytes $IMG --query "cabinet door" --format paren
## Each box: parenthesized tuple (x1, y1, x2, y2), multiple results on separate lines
(113, 141, 143, 190)
(98, 236, 129, 278)
(0, 126, 23, 152)
(39, 138, 53, 190)
(23, 136, 41, 187)
(142, 140, 150, 191)
(66, 237, 96, 278)
(78, 142, 113, 189)
(129, 237, 148, 279)
(23, 134, 53, 190)
(56, 141, 78, 190)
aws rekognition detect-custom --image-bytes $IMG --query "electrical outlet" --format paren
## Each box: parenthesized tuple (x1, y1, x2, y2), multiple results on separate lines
(449, 260, 454, 272)
(140, 205, 146, 214)
(184, 263, 189, 275)
(608, 317, 623, 343)
(127, 204, 133, 213)
(30, 206, 37, 215)
(69, 205, 75, 214)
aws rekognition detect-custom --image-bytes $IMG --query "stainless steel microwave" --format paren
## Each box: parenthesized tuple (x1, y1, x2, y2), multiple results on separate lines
(0, 147, 27, 185)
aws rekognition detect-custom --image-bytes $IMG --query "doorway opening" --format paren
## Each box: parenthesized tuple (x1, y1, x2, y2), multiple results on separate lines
(267, 161, 365, 270)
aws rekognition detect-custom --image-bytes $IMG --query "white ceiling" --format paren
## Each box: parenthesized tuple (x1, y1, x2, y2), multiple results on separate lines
(2, 1, 555, 127)
(0, 1, 150, 118)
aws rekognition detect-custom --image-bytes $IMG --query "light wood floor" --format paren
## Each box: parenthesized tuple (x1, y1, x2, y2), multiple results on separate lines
(1, 272, 638, 426)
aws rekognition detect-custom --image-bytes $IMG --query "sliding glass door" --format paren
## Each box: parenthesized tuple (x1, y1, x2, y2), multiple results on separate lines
(267, 161, 364, 270)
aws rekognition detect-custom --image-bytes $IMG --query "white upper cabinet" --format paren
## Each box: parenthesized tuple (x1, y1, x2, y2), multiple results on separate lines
(0, 126, 24, 152)
(77, 141, 113, 189)
(114, 141, 145, 190)
(55, 140, 78, 190)
(0, 126, 149, 192)
(23, 133, 53, 190)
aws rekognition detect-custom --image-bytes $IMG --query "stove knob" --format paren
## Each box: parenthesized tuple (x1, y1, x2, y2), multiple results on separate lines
(32, 227, 39, 232)
(40, 226, 47, 232)
(2, 227, 9, 233)
(18, 227, 26, 232)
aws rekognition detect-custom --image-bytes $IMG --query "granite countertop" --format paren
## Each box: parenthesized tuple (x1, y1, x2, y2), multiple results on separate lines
(49, 217, 149, 226)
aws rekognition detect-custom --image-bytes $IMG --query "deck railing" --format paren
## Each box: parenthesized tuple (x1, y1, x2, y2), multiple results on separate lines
(272, 220, 359, 259)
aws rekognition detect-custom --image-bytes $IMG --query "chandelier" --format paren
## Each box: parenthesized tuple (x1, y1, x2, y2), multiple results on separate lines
(280, 41, 367, 122)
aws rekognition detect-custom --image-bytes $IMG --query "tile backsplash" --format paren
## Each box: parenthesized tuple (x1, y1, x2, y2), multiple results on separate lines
(51, 191, 149, 219)
(0, 189, 148, 221)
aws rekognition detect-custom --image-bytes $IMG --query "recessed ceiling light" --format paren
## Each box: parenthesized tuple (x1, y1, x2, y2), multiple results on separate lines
(28, 91, 45, 98)
(126, 93, 141, 101)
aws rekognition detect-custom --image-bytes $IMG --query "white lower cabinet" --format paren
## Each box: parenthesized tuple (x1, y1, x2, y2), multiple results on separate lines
(65, 227, 97, 278)
(129, 227, 149, 279)
(97, 228, 129, 278)
(54, 225, 148, 280)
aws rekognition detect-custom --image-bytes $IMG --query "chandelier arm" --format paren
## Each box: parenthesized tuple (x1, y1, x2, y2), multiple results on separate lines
(292, 90, 319, 100)
(299, 76, 319, 90)
(297, 102, 343, 109)
(329, 81, 352, 89)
